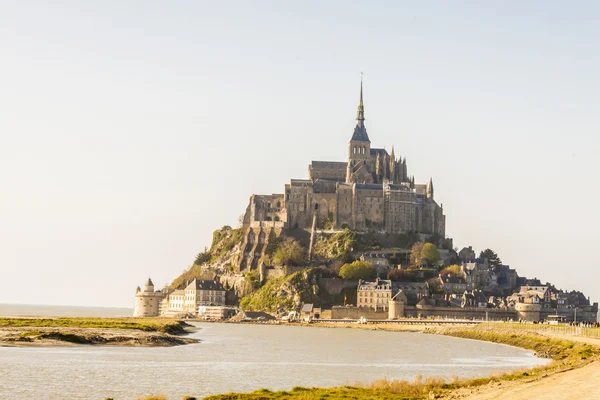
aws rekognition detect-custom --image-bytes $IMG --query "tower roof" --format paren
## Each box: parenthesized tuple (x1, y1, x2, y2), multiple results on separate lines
(351, 74, 370, 142)
(146, 278, 154, 286)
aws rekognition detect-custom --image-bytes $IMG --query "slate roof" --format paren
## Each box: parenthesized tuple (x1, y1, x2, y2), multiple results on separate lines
(190, 279, 225, 291)
(351, 121, 370, 142)
(370, 148, 388, 156)
(355, 183, 383, 190)
(301, 303, 314, 313)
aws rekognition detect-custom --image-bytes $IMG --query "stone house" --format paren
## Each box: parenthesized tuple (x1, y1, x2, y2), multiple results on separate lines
(392, 281, 429, 306)
(439, 274, 468, 295)
(183, 279, 227, 310)
(357, 278, 393, 311)
(518, 285, 552, 308)
(458, 246, 476, 262)
(360, 252, 390, 275)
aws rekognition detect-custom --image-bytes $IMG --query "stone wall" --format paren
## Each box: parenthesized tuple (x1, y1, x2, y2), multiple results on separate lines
(331, 306, 388, 320)
(405, 306, 516, 321)
(319, 278, 358, 295)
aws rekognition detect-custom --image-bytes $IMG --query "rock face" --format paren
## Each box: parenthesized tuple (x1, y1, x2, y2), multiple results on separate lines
(239, 269, 320, 312)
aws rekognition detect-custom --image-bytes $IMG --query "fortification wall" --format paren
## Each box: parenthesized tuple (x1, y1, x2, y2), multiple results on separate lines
(405, 306, 516, 321)
(319, 278, 358, 295)
(331, 306, 388, 320)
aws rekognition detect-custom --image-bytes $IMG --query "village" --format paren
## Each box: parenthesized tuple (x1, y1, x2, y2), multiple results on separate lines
(134, 243, 598, 324)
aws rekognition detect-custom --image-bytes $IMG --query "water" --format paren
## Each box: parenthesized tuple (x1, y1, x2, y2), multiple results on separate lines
(0, 322, 550, 400)
(0, 303, 133, 318)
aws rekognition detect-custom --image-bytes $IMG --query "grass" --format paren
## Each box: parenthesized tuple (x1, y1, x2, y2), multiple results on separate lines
(142, 325, 599, 400)
(0, 317, 187, 335)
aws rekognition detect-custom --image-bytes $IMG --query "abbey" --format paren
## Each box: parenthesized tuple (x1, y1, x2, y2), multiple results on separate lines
(241, 79, 445, 271)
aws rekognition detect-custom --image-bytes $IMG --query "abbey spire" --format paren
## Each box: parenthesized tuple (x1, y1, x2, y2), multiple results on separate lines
(356, 74, 365, 121)
(350, 74, 370, 142)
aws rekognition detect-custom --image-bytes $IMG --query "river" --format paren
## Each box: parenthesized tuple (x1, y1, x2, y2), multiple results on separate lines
(0, 322, 550, 400)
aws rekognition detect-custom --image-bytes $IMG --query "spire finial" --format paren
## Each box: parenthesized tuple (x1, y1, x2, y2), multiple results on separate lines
(357, 72, 365, 121)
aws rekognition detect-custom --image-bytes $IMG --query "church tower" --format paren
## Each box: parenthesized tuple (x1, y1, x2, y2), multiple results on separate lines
(346, 75, 373, 183)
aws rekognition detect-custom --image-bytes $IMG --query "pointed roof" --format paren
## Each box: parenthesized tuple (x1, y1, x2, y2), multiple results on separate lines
(146, 277, 154, 286)
(351, 74, 370, 142)
(427, 177, 434, 197)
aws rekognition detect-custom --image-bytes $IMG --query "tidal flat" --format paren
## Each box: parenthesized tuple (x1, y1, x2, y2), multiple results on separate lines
(0, 317, 198, 347)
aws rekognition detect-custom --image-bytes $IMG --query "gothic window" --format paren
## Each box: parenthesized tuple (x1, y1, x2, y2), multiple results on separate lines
(276, 200, 281, 208)
(274, 216, 280, 221)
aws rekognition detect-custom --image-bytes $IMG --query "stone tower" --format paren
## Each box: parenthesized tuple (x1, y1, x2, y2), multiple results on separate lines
(346, 74, 373, 184)
(133, 278, 163, 317)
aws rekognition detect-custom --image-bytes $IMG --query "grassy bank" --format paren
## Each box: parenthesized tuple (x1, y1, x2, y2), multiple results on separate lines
(0, 317, 187, 335)
(144, 324, 599, 400)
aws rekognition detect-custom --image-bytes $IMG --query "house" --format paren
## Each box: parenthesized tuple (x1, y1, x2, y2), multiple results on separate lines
(458, 246, 476, 262)
(184, 279, 227, 309)
(357, 278, 393, 311)
(360, 252, 391, 275)
(439, 274, 467, 295)
(518, 285, 552, 307)
(392, 282, 429, 306)
(301, 303, 314, 319)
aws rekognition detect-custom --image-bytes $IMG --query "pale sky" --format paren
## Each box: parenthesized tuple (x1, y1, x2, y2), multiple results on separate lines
(1, 1, 599, 308)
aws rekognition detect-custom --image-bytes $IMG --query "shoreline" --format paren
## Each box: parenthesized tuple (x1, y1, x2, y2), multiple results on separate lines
(195, 321, 599, 400)
(0, 317, 200, 347)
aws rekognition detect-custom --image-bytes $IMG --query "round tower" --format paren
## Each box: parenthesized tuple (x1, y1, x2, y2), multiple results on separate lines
(133, 278, 162, 317)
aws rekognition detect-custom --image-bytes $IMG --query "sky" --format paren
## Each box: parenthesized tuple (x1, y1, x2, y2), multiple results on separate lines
(1, 1, 599, 308)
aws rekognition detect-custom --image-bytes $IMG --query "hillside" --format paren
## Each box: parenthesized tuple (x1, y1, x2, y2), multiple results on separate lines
(169, 226, 244, 289)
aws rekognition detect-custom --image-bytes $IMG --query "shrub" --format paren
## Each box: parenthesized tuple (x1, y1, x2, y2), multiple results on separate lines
(272, 238, 307, 266)
(339, 261, 376, 280)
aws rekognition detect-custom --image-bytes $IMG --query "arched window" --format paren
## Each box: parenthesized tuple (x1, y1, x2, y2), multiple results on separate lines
(274, 216, 280, 222)
(266, 217, 272, 221)
(266, 202, 271, 209)
(276, 200, 281, 208)
(353, 147, 356, 154)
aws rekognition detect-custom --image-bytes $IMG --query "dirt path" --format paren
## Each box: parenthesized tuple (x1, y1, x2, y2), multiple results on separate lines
(447, 333, 600, 400)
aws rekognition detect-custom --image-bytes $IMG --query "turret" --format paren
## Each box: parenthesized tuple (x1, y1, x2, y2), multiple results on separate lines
(427, 177, 434, 199)
(143, 277, 154, 293)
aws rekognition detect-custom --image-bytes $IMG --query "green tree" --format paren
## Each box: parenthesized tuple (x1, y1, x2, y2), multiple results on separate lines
(410, 242, 425, 266)
(480, 248, 502, 268)
(421, 243, 440, 266)
(272, 238, 307, 266)
(339, 260, 376, 280)
(194, 248, 210, 265)
(440, 264, 462, 277)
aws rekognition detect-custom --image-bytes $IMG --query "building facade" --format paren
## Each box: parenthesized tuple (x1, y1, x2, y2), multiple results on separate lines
(133, 278, 226, 317)
(240, 79, 446, 271)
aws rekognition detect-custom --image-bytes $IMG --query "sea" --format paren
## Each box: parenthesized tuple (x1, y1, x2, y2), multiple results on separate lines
(0, 303, 133, 318)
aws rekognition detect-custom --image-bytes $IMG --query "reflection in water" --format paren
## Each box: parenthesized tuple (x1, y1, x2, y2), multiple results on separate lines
(0, 323, 550, 400)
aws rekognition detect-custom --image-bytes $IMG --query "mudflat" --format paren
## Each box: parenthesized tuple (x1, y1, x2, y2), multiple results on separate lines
(0, 317, 199, 347)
